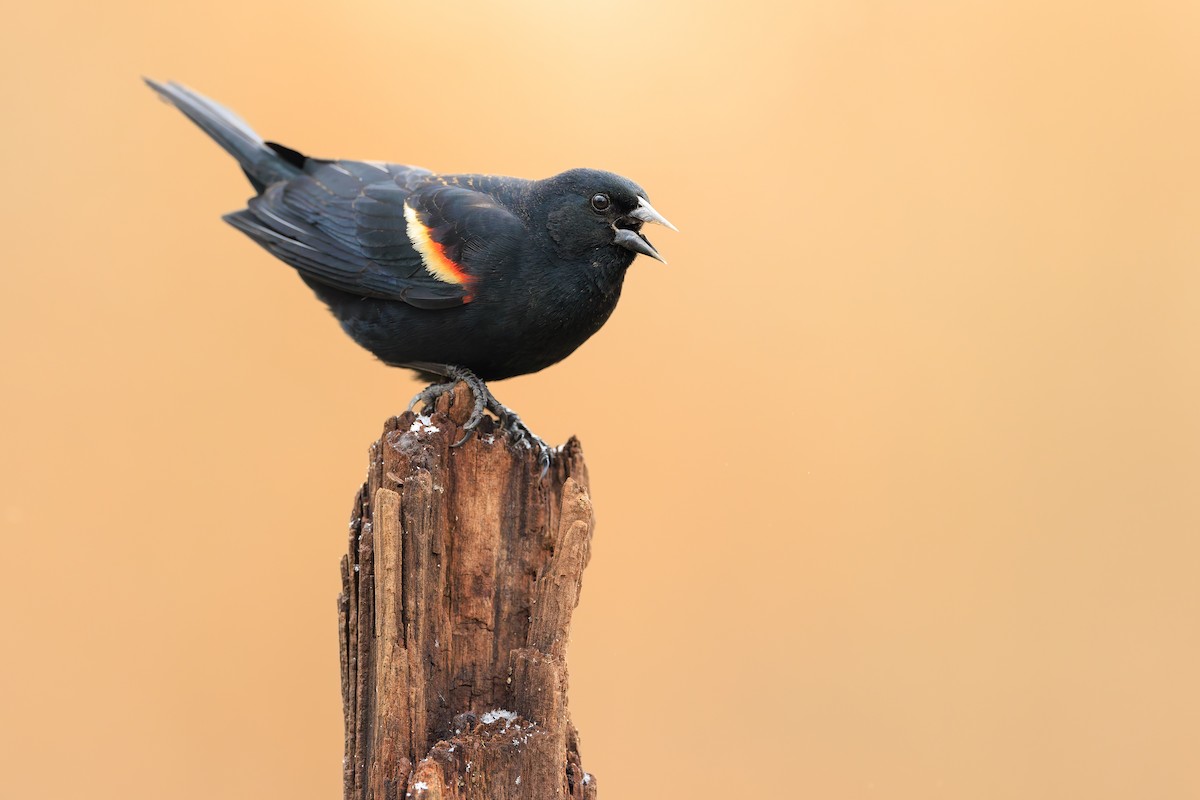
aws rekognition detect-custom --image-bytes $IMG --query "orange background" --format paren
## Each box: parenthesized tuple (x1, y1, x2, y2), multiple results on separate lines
(3, 2, 1200, 798)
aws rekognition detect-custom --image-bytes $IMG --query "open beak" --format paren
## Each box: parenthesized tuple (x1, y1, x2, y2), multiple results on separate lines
(614, 196, 676, 263)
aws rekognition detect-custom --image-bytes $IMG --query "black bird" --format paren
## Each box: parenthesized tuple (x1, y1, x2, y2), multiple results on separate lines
(145, 80, 675, 468)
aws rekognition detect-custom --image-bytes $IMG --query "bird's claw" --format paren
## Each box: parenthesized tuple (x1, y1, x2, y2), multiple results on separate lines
(408, 380, 457, 414)
(492, 405, 553, 477)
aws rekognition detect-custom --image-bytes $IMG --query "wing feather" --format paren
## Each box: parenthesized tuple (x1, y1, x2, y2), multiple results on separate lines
(225, 161, 523, 306)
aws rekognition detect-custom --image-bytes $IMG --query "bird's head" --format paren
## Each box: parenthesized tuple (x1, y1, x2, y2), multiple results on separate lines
(536, 168, 676, 267)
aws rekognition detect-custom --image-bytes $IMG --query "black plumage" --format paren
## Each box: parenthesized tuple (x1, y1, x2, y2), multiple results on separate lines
(146, 79, 675, 462)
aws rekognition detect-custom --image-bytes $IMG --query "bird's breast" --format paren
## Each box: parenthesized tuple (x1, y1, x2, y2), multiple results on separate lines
(471, 260, 627, 377)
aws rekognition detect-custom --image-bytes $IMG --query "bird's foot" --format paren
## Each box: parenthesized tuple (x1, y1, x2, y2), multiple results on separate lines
(406, 367, 553, 476)
(407, 366, 488, 445)
(407, 380, 460, 415)
(486, 400, 553, 477)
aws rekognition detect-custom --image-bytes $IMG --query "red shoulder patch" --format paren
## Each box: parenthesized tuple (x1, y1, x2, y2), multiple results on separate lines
(404, 203, 473, 291)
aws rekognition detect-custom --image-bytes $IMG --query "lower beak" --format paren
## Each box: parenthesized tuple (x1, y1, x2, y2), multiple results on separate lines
(613, 228, 667, 263)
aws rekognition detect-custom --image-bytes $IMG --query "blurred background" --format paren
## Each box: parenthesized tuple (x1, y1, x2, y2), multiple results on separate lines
(3, 1, 1199, 797)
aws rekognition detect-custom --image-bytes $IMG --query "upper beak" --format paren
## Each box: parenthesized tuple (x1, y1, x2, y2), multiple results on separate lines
(629, 196, 678, 231)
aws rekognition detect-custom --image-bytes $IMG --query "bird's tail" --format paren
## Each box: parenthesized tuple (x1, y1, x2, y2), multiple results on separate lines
(144, 78, 302, 190)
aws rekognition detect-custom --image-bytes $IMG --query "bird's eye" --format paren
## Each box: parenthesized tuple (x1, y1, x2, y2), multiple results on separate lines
(590, 193, 610, 211)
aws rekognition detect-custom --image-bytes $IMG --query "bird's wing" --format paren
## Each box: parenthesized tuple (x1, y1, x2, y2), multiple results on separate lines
(224, 161, 523, 308)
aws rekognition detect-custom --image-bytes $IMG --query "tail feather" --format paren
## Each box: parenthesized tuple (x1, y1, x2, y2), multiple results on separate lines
(144, 78, 302, 189)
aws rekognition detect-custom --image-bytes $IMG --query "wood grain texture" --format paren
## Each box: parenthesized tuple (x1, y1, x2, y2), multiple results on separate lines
(339, 383, 597, 799)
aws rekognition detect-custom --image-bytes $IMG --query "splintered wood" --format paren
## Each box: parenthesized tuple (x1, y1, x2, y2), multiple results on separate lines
(339, 383, 598, 800)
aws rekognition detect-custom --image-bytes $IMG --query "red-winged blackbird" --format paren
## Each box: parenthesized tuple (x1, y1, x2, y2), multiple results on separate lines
(146, 80, 674, 468)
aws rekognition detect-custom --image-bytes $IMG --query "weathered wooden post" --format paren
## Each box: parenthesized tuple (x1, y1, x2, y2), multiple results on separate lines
(339, 383, 598, 799)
